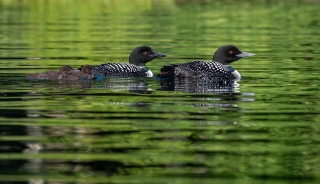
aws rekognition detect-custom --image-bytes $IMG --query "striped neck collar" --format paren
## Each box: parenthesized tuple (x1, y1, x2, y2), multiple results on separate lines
(140, 66, 150, 73)
(225, 65, 241, 80)
(225, 65, 235, 72)
(139, 66, 153, 77)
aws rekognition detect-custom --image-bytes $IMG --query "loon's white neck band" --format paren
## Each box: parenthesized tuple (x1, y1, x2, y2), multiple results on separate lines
(225, 65, 241, 81)
(145, 70, 153, 77)
(139, 66, 153, 77)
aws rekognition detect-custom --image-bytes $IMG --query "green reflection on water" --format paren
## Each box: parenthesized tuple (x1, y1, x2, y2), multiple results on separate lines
(1, 0, 320, 183)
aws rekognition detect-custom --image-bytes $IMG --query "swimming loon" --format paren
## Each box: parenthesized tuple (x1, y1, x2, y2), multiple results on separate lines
(82, 46, 166, 78)
(158, 45, 254, 81)
(26, 65, 94, 80)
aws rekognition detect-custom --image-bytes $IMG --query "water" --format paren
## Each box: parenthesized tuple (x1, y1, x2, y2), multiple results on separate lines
(1, 0, 320, 183)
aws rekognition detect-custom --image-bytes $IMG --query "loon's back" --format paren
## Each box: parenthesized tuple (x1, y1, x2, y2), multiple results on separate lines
(90, 63, 147, 77)
(175, 61, 235, 79)
(159, 60, 237, 80)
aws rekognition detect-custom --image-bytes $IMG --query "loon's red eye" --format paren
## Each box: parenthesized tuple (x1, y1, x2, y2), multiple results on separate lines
(229, 50, 233, 55)
(143, 51, 147, 55)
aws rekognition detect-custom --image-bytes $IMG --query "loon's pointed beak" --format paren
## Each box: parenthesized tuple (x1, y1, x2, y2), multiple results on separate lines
(151, 52, 167, 59)
(236, 52, 255, 58)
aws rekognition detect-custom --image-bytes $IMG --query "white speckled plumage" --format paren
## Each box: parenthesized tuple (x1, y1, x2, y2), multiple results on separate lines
(174, 60, 237, 80)
(90, 63, 150, 77)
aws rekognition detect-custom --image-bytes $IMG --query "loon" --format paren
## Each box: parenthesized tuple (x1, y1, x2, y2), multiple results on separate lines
(26, 65, 94, 80)
(157, 45, 254, 81)
(81, 46, 166, 78)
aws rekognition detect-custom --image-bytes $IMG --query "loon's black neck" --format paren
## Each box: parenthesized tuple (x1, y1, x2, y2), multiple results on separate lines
(129, 56, 144, 66)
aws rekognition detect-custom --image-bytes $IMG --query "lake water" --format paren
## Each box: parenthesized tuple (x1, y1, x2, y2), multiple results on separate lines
(1, 0, 320, 183)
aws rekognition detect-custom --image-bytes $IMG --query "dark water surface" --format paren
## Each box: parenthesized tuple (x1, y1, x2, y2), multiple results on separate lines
(1, 0, 320, 183)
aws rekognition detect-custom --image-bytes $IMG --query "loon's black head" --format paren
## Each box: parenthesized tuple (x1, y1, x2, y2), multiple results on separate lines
(212, 45, 254, 65)
(129, 46, 166, 66)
